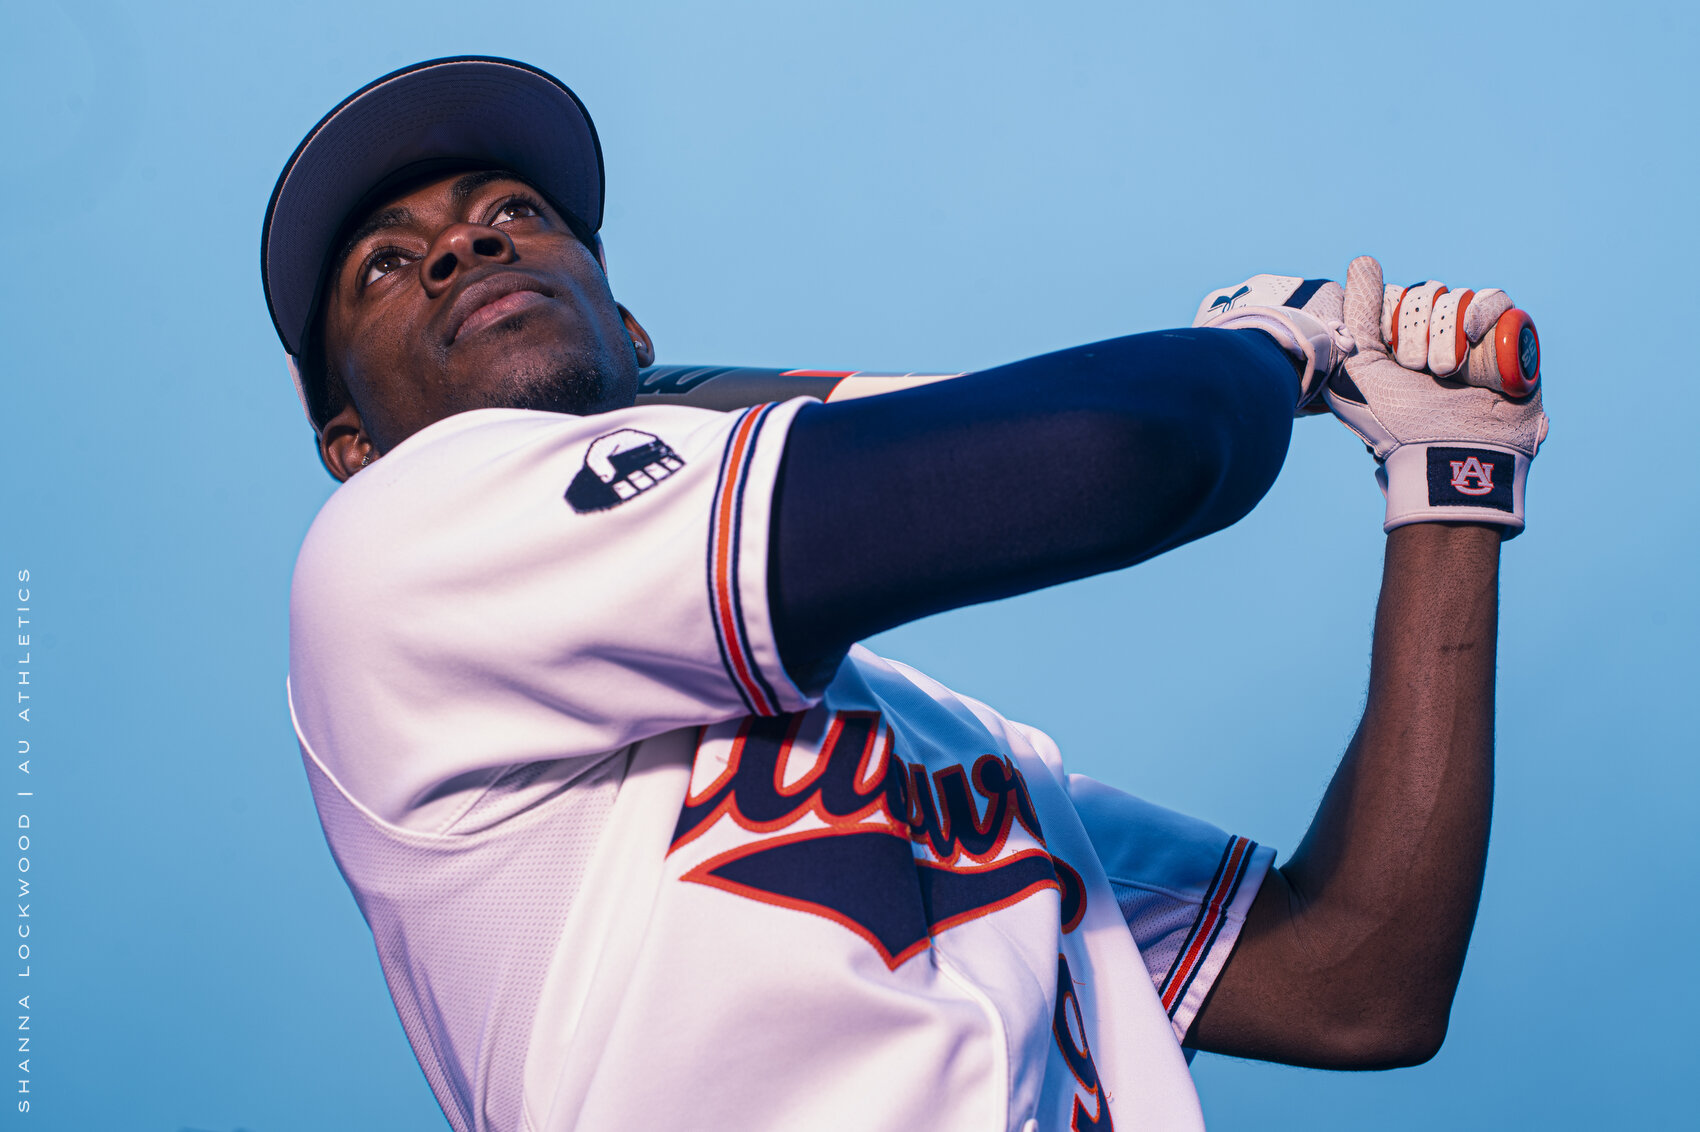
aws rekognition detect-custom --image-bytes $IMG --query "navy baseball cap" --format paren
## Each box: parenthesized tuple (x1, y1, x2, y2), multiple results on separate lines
(261, 56, 606, 426)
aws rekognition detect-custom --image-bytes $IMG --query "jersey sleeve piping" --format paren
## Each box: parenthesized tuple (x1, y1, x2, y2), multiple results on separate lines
(1158, 835, 1274, 1042)
(706, 401, 808, 715)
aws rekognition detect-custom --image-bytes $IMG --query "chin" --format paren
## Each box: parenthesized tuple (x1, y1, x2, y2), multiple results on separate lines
(456, 341, 636, 418)
(447, 309, 640, 417)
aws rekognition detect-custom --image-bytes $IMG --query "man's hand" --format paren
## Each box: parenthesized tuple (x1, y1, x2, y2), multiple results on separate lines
(1325, 255, 1550, 535)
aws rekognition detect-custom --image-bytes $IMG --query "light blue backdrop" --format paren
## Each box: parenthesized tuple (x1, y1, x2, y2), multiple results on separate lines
(2, 1, 1693, 1128)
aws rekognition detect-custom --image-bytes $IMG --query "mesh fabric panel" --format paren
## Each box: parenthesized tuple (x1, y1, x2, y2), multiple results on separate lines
(302, 748, 627, 1132)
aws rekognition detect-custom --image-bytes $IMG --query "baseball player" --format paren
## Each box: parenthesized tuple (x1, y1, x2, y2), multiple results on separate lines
(264, 57, 1548, 1132)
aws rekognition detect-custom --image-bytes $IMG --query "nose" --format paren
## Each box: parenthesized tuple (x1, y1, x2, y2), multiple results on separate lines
(421, 223, 517, 297)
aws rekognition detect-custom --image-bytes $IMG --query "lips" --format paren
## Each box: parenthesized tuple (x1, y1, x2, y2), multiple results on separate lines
(445, 273, 554, 344)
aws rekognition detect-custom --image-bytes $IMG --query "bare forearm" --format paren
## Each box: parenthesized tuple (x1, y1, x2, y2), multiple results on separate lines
(1189, 522, 1499, 1066)
(1288, 522, 1498, 1038)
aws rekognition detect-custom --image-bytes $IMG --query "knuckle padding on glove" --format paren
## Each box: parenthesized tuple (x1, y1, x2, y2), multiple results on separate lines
(1427, 289, 1467, 376)
(1393, 281, 1443, 369)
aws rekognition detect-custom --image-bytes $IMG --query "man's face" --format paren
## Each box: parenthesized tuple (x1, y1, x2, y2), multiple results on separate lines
(320, 169, 648, 459)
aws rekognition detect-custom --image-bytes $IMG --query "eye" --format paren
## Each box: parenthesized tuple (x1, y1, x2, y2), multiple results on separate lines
(490, 196, 542, 225)
(360, 248, 412, 287)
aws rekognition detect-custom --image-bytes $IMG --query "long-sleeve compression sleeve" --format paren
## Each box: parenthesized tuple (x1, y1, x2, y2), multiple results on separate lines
(767, 327, 1301, 690)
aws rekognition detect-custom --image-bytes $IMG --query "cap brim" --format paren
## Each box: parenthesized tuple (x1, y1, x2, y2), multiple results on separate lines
(261, 56, 605, 360)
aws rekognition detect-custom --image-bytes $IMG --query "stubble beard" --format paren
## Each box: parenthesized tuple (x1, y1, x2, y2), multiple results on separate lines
(446, 328, 636, 419)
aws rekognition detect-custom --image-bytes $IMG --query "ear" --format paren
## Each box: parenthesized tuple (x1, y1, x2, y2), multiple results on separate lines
(318, 402, 378, 483)
(618, 303, 655, 368)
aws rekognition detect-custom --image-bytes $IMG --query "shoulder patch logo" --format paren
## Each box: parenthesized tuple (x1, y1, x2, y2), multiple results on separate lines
(566, 429, 685, 512)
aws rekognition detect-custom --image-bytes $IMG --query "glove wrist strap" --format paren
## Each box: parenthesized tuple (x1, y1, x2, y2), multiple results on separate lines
(1204, 306, 1343, 410)
(1378, 442, 1530, 538)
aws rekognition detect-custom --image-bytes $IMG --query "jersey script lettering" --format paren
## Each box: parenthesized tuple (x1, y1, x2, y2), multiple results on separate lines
(671, 711, 1088, 969)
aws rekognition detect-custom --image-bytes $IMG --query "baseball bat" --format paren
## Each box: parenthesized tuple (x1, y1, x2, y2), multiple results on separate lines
(635, 366, 964, 409)
(635, 306, 1540, 411)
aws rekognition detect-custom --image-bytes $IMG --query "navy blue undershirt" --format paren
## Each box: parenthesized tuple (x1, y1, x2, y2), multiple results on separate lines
(767, 327, 1300, 692)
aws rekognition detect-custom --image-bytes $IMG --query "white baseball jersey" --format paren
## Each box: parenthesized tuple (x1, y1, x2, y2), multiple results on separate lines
(288, 403, 1273, 1132)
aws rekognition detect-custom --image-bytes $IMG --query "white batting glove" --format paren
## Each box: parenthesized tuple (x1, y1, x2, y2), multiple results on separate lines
(1324, 255, 1550, 536)
(1193, 275, 1356, 413)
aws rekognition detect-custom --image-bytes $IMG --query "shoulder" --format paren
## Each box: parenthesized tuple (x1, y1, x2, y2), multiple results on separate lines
(295, 406, 736, 586)
(315, 405, 735, 526)
(285, 403, 808, 817)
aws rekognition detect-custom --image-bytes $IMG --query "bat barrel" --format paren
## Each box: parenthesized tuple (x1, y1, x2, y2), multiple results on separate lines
(635, 366, 843, 410)
(636, 366, 963, 411)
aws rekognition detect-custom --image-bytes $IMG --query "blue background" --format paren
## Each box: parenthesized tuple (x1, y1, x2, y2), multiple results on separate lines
(2, 0, 1694, 1128)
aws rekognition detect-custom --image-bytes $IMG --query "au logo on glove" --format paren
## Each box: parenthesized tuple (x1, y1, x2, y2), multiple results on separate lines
(1448, 456, 1496, 496)
(1426, 447, 1513, 511)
